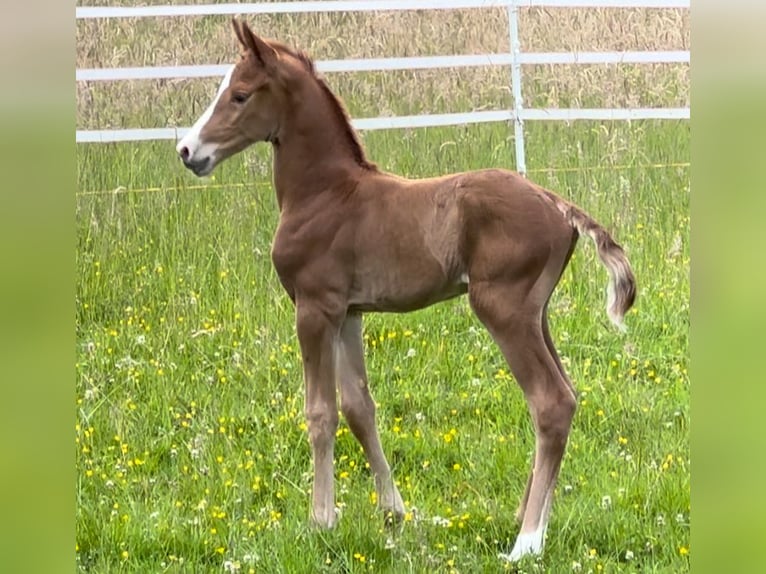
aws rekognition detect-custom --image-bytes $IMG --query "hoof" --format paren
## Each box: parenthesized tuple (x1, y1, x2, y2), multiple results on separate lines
(310, 507, 339, 529)
(499, 528, 545, 562)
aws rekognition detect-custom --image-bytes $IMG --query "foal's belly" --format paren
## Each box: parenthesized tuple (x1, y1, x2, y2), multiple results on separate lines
(348, 281, 467, 313)
(347, 261, 468, 314)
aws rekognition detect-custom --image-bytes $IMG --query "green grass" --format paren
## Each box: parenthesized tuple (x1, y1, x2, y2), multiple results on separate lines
(76, 119, 689, 573)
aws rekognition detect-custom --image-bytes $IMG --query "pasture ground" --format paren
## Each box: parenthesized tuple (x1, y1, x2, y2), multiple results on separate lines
(76, 6, 689, 573)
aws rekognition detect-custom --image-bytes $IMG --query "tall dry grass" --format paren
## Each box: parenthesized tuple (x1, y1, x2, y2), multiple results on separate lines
(76, 5, 689, 130)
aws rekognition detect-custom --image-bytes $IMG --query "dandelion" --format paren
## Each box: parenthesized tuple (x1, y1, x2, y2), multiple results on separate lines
(353, 552, 366, 563)
(679, 546, 689, 556)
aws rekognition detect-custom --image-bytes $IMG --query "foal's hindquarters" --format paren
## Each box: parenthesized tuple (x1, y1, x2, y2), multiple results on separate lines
(459, 174, 581, 559)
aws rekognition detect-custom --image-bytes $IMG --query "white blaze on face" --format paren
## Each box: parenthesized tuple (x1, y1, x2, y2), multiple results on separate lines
(176, 65, 236, 169)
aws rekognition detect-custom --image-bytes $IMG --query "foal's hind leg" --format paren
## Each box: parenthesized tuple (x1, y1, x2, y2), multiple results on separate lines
(337, 314, 405, 522)
(469, 282, 576, 560)
(514, 305, 576, 524)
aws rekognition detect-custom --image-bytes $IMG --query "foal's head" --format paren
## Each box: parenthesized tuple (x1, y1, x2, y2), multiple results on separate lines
(176, 20, 306, 176)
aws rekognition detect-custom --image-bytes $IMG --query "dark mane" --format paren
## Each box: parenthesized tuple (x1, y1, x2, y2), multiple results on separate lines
(272, 41, 377, 171)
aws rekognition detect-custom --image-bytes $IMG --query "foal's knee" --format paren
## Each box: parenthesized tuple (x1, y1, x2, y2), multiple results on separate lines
(305, 406, 339, 448)
(340, 382, 375, 425)
(535, 390, 576, 448)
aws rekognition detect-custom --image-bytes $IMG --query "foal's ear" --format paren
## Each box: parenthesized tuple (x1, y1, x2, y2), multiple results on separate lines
(234, 19, 278, 71)
(231, 18, 246, 49)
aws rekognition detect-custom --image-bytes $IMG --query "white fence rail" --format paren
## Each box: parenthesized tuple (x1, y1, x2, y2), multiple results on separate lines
(75, 0, 690, 175)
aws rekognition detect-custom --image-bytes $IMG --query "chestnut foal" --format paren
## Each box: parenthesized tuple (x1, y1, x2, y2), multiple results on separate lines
(176, 19, 636, 561)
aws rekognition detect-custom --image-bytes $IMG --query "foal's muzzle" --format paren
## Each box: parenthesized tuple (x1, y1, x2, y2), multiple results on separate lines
(178, 146, 213, 176)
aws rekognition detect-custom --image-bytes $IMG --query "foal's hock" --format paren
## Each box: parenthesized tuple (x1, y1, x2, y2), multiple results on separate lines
(176, 19, 637, 562)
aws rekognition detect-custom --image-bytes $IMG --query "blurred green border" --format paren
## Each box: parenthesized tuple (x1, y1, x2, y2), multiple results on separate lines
(692, 1, 766, 572)
(0, 0, 74, 571)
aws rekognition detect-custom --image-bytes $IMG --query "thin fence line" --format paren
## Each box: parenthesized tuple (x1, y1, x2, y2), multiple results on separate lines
(527, 161, 690, 173)
(75, 0, 691, 20)
(75, 162, 690, 197)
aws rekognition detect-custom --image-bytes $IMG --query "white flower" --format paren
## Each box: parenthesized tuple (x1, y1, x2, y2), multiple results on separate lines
(223, 560, 240, 573)
(625, 550, 634, 561)
(572, 561, 582, 571)
(406, 348, 416, 358)
(601, 495, 612, 509)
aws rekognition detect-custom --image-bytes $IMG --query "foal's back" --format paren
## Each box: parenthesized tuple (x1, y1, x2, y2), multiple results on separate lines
(343, 167, 576, 313)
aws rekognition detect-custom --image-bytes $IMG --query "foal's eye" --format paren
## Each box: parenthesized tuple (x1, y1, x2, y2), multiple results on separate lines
(232, 92, 249, 104)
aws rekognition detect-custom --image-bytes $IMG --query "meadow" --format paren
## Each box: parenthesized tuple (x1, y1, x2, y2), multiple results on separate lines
(76, 4, 690, 573)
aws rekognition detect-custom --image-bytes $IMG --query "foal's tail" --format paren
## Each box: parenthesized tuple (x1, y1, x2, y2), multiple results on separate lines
(549, 194, 637, 331)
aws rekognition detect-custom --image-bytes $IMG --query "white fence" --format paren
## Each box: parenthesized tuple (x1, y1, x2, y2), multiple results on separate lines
(75, 0, 690, 175)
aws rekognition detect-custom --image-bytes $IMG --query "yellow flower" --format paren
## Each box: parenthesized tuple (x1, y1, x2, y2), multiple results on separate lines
(679, 546, 689, 556)
(121, 550, 129, 560)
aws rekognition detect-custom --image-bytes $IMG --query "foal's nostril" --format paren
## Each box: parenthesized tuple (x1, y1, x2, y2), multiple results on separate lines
(179, 146, 190, 162)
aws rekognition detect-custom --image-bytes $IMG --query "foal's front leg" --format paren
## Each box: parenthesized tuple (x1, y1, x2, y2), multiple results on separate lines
(337, 314, 405, 523)
(296, 303, 342, 528)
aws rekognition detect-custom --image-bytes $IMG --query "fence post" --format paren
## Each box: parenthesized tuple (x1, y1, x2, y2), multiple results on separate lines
(507, 0, 526, 177)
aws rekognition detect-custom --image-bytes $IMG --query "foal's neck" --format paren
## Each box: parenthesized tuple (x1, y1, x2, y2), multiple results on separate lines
(271, 77, 374, 210)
